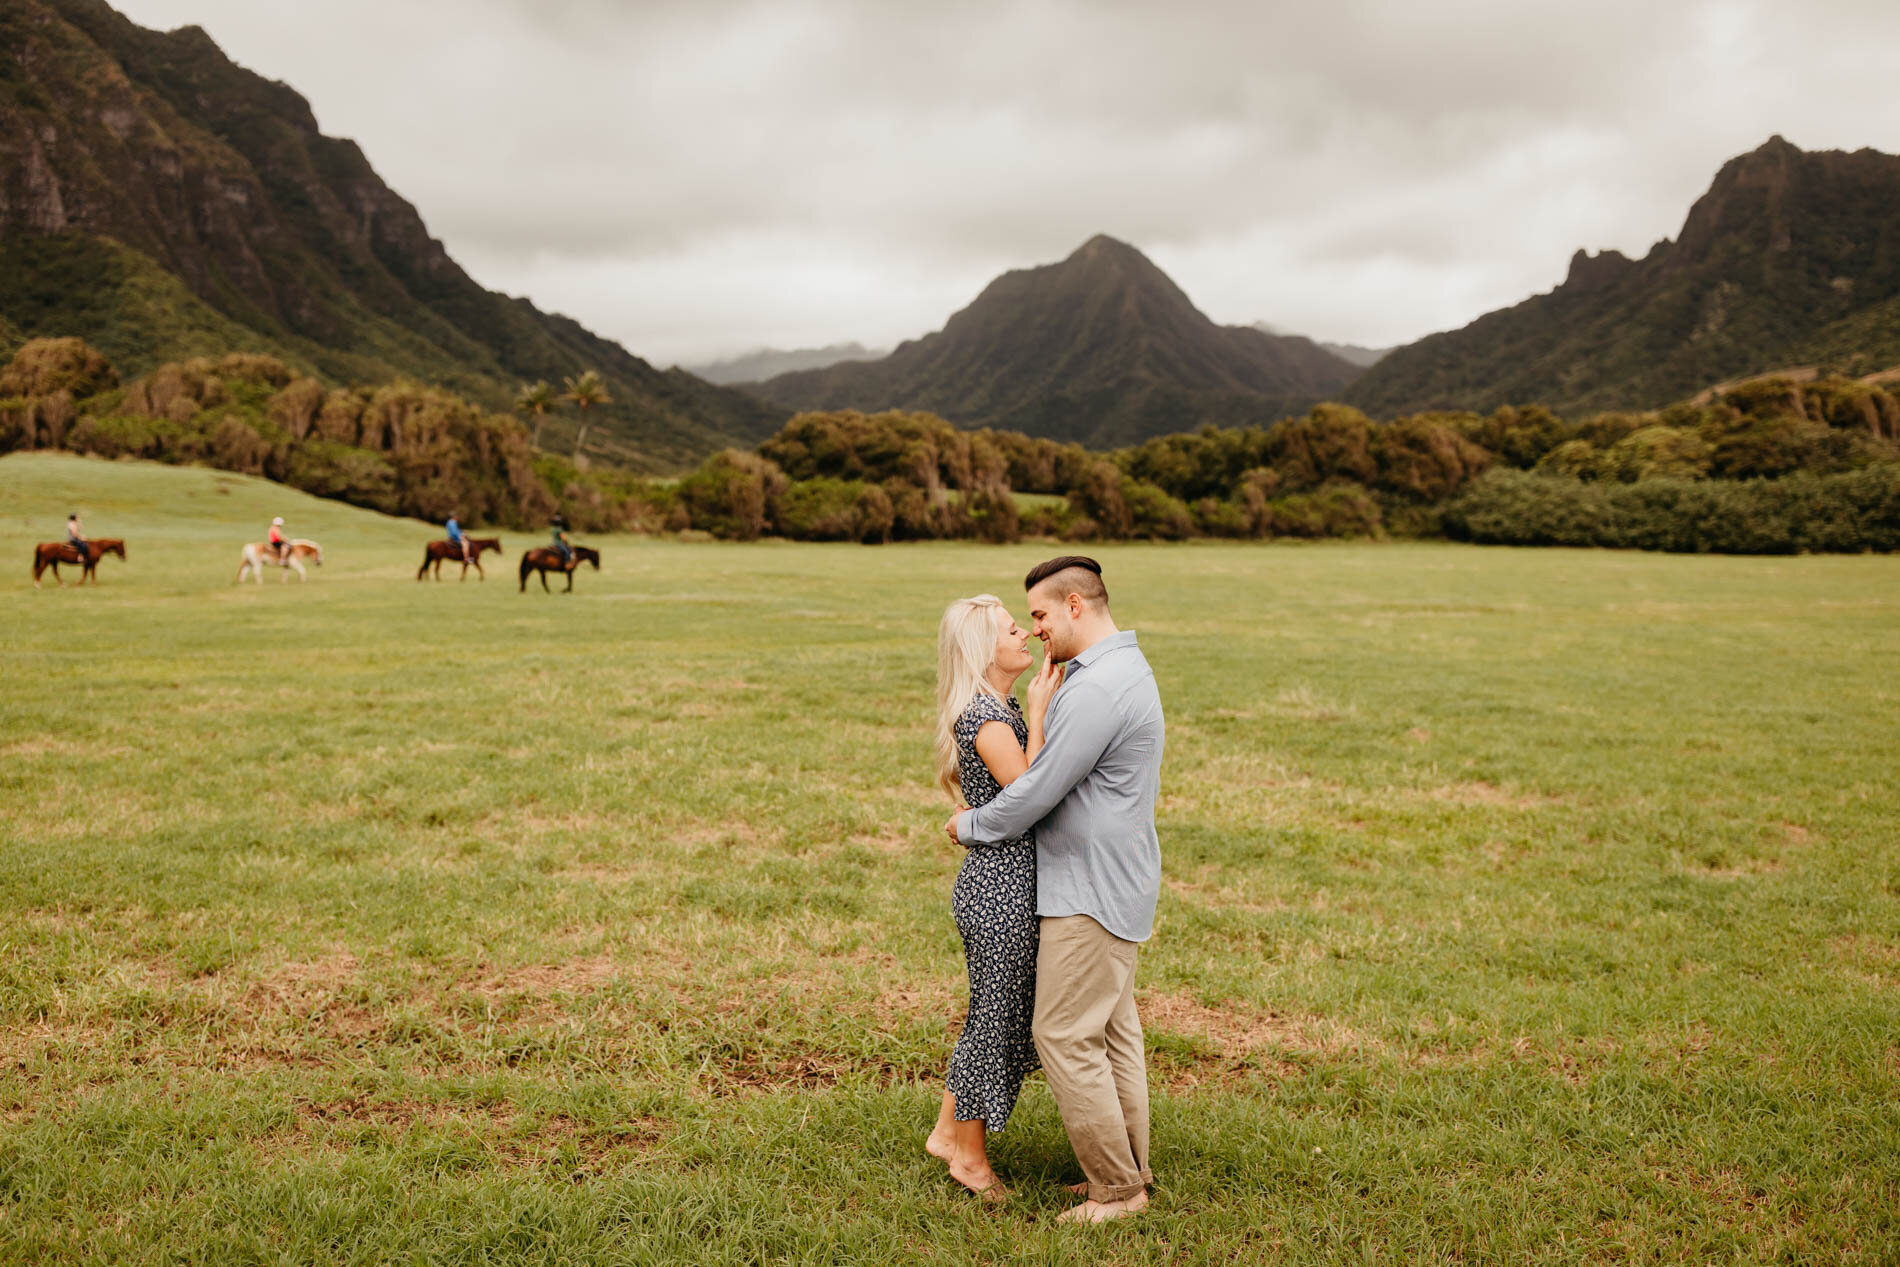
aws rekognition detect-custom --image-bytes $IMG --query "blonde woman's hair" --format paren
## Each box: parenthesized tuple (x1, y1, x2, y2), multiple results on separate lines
(935, 594, 1010, 798)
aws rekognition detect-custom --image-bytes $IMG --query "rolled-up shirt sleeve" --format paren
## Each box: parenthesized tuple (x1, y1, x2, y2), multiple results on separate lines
(957, 681, 1115, 845)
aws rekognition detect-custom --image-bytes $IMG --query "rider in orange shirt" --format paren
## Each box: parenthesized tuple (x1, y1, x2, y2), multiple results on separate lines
(269, 516, 288, 564)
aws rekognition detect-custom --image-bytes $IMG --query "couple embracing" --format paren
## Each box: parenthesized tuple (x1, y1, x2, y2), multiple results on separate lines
(928, 555, 1165, 1223)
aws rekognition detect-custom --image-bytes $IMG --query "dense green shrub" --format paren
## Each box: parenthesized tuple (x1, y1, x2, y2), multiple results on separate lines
(1445, 467, 1900, 553)
(1261, 484, 1385, 539)
(677, 450, 788, 541)
(776, 477, 872, 542)
(960, 484, 1019, 544)
(1120, 477, 1195, 540)
(284, 440, 400, 513)
(1450, 405, 1569, 469)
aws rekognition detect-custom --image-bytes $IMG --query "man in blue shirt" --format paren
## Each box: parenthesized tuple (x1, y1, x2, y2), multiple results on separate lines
(446, 512, 470, 564)
(945, 555, 1165, 1223)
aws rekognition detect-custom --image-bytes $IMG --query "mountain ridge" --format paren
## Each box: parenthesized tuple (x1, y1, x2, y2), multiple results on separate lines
(686, 342, 887, 385)
(0, 0, 782, 470)
(1344, 136, 1900, 417)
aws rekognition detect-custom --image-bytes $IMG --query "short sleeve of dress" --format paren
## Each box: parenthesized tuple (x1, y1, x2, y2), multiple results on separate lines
(954, 693, 1016, 748)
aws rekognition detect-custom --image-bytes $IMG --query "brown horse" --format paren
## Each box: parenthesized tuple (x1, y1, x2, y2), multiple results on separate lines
(519, 544, 599, 593)
(33, 539, 125, 588)
(418, 536, 503, 581)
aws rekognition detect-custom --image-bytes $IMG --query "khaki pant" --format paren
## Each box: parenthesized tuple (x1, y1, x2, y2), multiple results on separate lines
(1032, 914, 1152, 1202)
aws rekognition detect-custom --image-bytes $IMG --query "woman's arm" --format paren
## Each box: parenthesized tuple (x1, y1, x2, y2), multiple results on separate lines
(971, 719, 1030, 787)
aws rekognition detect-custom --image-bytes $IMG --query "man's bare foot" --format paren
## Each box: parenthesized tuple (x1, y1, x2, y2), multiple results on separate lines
(1056, 1190, 1149, 1223)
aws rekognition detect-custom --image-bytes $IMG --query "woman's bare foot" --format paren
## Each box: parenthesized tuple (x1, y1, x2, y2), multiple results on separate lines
(926, 1089, 957, 1165)
(1056, 1189, 1149, 1223)
(948, 1153, 1007, 1202)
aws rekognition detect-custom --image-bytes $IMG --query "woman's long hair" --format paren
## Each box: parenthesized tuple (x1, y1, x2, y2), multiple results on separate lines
(936, 594, 1009, 798)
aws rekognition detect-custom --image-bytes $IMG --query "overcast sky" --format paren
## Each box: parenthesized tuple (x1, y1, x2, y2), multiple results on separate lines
(111, 0, 1900, 367)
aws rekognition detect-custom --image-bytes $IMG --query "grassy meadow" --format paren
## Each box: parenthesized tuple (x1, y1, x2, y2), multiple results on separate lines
(2, 450, 1898, 1263)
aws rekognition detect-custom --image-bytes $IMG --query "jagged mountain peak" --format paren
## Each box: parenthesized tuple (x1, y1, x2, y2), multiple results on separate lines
(752, 235, 1361, 447)
(1346, 137, 1900, 416)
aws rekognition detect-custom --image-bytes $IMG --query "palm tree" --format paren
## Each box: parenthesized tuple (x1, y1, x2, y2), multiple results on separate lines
(560, 370, 611, 460)
(514, 380, 555, 448)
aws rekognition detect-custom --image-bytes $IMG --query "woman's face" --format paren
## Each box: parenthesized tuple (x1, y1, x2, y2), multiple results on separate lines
(992, 609, 1033, 678)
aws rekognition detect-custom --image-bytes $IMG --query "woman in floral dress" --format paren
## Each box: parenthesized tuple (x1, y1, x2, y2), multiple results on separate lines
(925, 594, 1064, 1199)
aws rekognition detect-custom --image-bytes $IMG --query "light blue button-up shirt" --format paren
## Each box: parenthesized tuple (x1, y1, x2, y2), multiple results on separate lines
(955, 629, 1165, 942)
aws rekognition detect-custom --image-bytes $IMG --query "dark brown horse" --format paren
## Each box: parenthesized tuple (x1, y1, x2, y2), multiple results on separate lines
(418, 536, 503, 581)
(33, 538, 125, 588)
(519, 544, 599, 593)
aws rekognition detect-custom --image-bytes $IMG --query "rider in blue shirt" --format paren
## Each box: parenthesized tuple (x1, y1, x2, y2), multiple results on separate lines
(446, 512, 470, 563)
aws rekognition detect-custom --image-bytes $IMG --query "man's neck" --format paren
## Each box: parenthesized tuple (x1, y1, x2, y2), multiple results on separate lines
(1068, 617, 1122, 661)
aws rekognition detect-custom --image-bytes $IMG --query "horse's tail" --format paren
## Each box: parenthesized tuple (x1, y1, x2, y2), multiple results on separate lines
(418, 547, 432, 581)
(519, 551, 533, 590)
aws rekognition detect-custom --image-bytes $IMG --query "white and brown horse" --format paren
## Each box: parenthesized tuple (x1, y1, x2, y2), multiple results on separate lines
(33, 538, 125, 587)
(236, 538, 323, 584)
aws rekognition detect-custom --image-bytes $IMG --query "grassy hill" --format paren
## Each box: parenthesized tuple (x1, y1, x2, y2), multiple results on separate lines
(4, 450, 449, 589)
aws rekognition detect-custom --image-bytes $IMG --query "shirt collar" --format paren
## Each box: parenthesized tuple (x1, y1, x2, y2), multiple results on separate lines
(1068, 629, 1137, 673)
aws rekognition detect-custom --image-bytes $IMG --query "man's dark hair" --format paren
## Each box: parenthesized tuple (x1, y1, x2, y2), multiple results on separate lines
(1024, 555, 1109, 607)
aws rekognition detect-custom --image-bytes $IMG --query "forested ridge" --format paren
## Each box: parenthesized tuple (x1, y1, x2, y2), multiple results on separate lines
(7, 336, 1896, 554)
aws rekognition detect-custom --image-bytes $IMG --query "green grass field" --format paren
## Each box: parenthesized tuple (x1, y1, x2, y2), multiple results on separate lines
(4, 450, 1898, 1263)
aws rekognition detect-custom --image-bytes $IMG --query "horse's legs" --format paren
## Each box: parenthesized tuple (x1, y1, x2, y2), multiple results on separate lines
(292, 558, 306, 583)
(473, 558, 485, 581)
(538, 566, 550, 592)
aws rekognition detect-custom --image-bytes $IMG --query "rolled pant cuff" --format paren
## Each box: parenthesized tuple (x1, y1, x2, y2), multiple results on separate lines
(1087, 1179, 1148, 1203)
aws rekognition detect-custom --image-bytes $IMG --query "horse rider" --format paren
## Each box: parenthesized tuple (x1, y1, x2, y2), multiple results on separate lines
(269, 516, 289, 564)
(550, 513, 573, 568)
(66, 512, 88, 561)
(446, 511, 471, 563)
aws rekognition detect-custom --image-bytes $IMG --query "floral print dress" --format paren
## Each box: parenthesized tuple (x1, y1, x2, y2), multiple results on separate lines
(945, 692, 1040, 1129)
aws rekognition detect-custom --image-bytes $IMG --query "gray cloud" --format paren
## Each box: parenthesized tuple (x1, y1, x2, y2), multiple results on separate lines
(110, 0, 1900, 363)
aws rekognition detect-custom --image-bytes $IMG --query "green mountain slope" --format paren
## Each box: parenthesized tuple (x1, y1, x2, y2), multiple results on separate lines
(1344, 137, 1900, 417)
(0, 0, 783, 471)
(751, 235, 1362, 448)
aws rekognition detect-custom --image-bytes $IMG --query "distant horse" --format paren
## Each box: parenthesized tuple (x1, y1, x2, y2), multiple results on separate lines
(519, 544, 599, 593)
(417, 536, 503, 581)
(236, 538, 324, 584)
(32, 538, 125, 588)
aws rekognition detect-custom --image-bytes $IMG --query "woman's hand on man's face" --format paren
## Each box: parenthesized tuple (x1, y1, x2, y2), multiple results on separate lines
(1025, 656, 1064, 718)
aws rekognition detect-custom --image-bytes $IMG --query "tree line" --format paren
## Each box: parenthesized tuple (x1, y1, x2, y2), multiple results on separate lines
(4, 336, 1897, 552)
